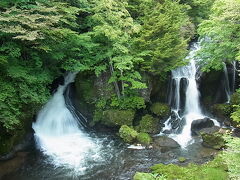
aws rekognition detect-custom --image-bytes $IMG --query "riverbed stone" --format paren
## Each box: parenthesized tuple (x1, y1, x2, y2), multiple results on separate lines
(153, 136, 180, 151)
(191, 118, 214, 135)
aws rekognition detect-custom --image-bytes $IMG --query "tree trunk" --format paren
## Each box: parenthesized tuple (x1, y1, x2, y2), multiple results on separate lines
(109, 62, 121, 99)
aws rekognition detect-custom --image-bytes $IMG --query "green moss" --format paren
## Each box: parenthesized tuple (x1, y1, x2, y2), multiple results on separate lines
(119, 125, 138, 143)
(137, 132, 152, 145)
(95, 109, 135, 127)
(137, 114, 160, 134)
(201, 132, 225, 150)
(178, 157, 186, 163)
(150, 103, 170, 118)
(150, 155, 228, 180)
(133, 172, 157, 180)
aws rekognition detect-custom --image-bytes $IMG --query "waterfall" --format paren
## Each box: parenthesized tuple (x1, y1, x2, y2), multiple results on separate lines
(32, 72, 102, 174)
(223, 63, 231, 103)
(232, 61, 236, 93)
(162, 42, 219, 147)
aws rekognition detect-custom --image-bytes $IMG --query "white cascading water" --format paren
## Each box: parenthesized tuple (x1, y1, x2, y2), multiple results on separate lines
(231, 61, 236, 93)
(162, 42, 219, 147)
(223, 63, 231, 103)
(32, 72, 101, 174)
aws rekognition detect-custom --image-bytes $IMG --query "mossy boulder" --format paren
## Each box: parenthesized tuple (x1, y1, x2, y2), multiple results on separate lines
(94, 109, 135, 127)
(119, 125, 138, 143)
(137, 114, 160, 134)
(137, 132, 152, 145)
(201, 131, 225, 150)
(133, 172, 156, 180)
(150, 103, 170, 118)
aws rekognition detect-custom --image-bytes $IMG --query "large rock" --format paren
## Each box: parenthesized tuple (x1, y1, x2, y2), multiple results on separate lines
(191, 118, 214, 135)
(119, 125, 138, 143)
(153, 136, 180, 151)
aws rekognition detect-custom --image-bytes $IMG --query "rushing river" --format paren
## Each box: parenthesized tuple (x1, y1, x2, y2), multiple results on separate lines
(3, 134, 217, 180)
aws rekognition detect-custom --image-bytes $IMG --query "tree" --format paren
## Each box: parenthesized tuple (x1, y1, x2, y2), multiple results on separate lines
(133, 0, 193, 76)
(198, 0, 240, 71)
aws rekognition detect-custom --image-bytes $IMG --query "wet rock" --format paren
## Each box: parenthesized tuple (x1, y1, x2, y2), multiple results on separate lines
(153, 136, 180, 151)
(191, 118, 214, 135)
(179, 78, 188, 110)
(162, 130, 172, 134)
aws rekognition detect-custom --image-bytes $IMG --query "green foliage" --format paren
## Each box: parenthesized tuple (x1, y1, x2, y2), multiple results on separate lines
(231, 89, 240, 124)
(133, 0, 191, 75)
(119, 125, 138, 143)
(180, 0, 215, 25)
(133, 172, 167, 180)
(221, 136, 240, 179)
(110, 96, 146, 110)
(198, 0, 240, 72)
(212, 104, 232, 118)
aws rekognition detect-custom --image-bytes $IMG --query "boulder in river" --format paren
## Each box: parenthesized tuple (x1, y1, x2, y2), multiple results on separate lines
(153, 136, 180, 151)
(191, 117, 214, 135)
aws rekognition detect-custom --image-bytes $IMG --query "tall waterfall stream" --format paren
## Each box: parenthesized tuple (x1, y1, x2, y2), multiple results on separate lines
(162, 42, 219, 147)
